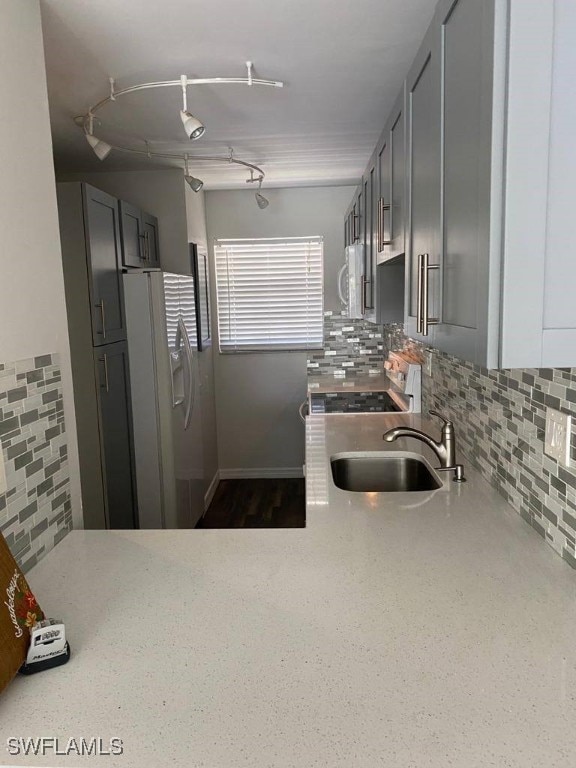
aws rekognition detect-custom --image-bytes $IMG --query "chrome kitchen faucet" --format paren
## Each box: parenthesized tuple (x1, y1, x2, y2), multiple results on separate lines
(383, 410, 466, 482)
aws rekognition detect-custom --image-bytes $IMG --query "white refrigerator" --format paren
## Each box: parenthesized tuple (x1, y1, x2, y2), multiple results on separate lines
(123, 270, 204, 529)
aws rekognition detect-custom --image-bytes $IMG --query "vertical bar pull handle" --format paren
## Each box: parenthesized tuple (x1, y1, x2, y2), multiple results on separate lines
(421, 253, 439, 337)
(379, 200, 391, 250)
(100, 354, 109, 392)
(96, 300, 106, 339)
(416, 254, 423, 334)
(139, 233, 147, 261)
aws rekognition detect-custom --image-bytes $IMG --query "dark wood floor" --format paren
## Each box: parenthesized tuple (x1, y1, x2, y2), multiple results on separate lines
(197, 478, 305, 528)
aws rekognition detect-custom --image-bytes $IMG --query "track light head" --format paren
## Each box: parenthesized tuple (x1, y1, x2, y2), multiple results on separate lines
(180, 110, 205, 140)
(85, 132, 112, 161)
(255, 191, 269, 209)
(255, 178, 269, 209)
(185, 174, 204, 193)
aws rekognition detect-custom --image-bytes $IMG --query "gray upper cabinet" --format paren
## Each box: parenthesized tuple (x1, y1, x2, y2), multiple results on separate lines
(119, 202, 161, 269)
(432, 0, 499, 365)
(404, 25, 441, 344)
(377, 88, 406, 265)
(376, 135, 390, 266)
(142, 213, 160, 268)
(343, 0, 569, 367)
(83, 185, 126, 346)
(119, 200, 144, 268)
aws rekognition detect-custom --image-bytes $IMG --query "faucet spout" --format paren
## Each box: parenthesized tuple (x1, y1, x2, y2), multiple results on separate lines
(382, 411, 465, 482)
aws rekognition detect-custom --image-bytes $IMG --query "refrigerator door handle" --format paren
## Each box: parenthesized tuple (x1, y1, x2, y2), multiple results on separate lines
(176, 315, 195, 430)
(170, 348, 184, 408)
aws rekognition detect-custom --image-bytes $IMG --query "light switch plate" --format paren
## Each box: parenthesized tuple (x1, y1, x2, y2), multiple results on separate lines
(424, 350, 433, 377)
(545, 408, 572, 468)
(0, 448, 7, 496)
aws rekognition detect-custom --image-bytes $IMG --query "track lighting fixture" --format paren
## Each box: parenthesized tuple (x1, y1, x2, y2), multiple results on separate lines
(255, 178, 269, 209)
(85, 132, 112, 160)
(184, 155, 204, 192)
(77, 63, 284, 195)
(85, 114, 112, 160)
(180, 76, 205, 140)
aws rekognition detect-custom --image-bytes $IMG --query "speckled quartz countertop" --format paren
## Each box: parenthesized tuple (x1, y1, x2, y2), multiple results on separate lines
(1, 412, 576, 768)
(307, 372, 390, 392)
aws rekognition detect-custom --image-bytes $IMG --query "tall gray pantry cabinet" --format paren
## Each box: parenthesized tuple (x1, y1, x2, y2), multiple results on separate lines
(57, 182, 138, 530)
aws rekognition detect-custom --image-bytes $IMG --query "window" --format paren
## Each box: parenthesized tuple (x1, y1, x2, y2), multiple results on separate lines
(214, 237, 324, 352)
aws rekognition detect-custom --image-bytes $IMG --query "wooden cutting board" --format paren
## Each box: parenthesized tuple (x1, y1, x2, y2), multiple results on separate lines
(0, 532, 44, 693)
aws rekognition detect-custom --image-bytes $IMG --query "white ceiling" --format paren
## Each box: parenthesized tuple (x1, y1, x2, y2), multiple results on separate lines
(41, 0, 437, 189)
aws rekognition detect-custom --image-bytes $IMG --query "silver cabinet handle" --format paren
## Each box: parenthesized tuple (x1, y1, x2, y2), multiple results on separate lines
(145, 231, 150, 262)
(96, 300, 106, 339)
(298, 400, 308, 423)
(138, 233, 147, 261)
(361, 275, 367, 315)
(378, 199, 391, 251)
(416, 254, 423, 334)
(352, 213, 360, 243)
(99, 354, 109, 392)
(419, 253, 439, 337)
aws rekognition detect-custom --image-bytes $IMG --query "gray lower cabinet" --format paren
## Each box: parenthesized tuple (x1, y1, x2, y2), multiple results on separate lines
(94, 342, 138, 530)
(119, 201, 161, 269)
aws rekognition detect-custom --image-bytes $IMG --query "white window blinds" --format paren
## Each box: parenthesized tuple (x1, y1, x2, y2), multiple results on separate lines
(214, 237, 324, 352)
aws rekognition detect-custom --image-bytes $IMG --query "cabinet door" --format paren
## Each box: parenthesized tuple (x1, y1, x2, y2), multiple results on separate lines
(376, 137, 391, 266)
(433, 0, 496, 365)
(94, 342, 138, 530)
(405, 28, 441, 343)
(362, 174, 374, 318)
(390, 94, 406, 259)
(83, 185, 126, 346)
(119, 200, 145, 268)
(142, 213, 160, 268)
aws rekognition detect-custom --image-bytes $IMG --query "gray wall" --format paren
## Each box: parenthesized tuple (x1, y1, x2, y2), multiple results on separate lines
(205, 185, 354, 474)
(0, 0, 81, 553)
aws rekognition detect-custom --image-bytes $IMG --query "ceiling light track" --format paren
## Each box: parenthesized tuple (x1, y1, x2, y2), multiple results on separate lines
(77, 62, 280, 205)
(82, 62, 283, 123)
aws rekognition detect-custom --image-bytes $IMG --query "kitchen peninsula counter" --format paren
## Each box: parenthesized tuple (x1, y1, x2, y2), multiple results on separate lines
(1, 412, 575, 768)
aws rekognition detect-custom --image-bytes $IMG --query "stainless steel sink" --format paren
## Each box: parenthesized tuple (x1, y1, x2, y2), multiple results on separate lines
(330, 452, 442, 492)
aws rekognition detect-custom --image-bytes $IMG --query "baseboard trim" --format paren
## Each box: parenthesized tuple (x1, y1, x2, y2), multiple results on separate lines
(204, 470, 221, 511)
(219, 467, 304, 480)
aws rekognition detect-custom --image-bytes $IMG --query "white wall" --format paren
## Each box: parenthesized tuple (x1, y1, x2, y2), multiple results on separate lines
(0, 0, 82, 528)
(205, 185, 354, 474)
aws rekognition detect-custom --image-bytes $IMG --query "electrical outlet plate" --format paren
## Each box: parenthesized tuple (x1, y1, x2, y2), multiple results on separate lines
(424, 350, 433, 377)
(0, 449, 7, 495)
(545, 408, 571, 468)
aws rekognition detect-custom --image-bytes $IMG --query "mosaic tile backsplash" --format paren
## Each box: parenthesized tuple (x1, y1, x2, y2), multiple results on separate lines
(307, 312, 386, 377)
(309, 312, 576, 569)
(0, 355, 72, 573)
(383, 323, 576, 570)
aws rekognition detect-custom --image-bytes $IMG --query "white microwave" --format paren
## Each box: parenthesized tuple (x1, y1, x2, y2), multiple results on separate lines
(337, 244, 364, 319)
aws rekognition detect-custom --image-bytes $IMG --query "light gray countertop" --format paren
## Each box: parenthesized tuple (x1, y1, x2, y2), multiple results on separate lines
(1, 412, 575, 768)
